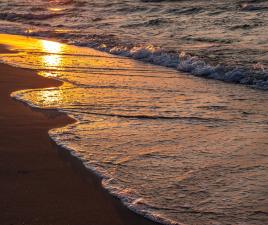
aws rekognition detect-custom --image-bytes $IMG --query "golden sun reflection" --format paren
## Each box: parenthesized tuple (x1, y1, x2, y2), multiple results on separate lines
(38, 71, 56, 78)
(43, 55, 62, 67)
(41, 40, 63, 54)
(48, 7, 64, 12)
(41, 40, 64, 68)
(36, 88, 64, 107)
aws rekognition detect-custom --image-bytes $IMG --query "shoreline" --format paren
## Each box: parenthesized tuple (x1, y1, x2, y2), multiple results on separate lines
(0, 45, 160, 225)
(1, 33, 267, 225)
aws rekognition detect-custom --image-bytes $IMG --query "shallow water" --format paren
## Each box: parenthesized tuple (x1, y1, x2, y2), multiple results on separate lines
(1, 34, 267, 225)
(0, 0, 267, 88)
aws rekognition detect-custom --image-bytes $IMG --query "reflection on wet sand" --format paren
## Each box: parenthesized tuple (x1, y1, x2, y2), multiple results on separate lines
(41, 40, 64, 68)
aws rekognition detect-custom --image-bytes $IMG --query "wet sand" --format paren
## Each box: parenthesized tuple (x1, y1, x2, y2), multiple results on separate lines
(0, 45, 159, 225)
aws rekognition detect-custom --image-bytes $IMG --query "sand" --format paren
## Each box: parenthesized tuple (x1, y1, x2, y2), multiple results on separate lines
(0, 45, 159, 225)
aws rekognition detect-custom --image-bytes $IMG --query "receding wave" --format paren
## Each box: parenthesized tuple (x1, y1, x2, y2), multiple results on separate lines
(60, 110, 227, 123)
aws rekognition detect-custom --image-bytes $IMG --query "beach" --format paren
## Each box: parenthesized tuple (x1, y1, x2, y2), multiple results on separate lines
(0, 34, 267, 225)
(0, 1, 268, 225)
(0, 44, 159, 225)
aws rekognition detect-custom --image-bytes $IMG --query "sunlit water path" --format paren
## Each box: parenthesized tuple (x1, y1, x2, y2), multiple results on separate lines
(0, 34, 267, 225)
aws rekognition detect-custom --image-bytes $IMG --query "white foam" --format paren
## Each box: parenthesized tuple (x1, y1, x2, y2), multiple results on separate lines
(88, 43, 267, 90)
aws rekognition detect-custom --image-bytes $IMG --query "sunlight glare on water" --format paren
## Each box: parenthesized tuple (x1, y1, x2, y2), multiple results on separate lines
(40, 40, 64, 68)
(41, 40, 63, 54)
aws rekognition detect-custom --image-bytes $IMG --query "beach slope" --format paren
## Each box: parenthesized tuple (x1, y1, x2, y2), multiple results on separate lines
(0, 45, 159, 225)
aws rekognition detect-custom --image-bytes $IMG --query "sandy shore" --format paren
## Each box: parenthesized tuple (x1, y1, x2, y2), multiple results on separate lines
(0, 45, 159, 225)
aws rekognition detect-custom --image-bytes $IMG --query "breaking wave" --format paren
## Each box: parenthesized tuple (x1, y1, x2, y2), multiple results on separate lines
(0, 0, 267, 89)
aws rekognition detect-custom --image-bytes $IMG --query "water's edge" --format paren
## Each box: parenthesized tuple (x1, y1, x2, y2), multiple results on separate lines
(10, 89, 181, 225)
(3, 33, 267, 225)
(6, 61, 180, 225)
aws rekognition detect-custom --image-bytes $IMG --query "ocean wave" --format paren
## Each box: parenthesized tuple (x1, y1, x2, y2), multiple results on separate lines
(61, 110, 227, 123)
(166, 7, 203, 15)
(106, 45, 268, 89)
(0, 12, 64, 22)
(50, 0, 74, 6)
(239, 2, 268, 11)
(1, 0, 267, 91)
(1, 26, 267, 90)
(117, 5, 148, 13)
(122, 18, 170, 28)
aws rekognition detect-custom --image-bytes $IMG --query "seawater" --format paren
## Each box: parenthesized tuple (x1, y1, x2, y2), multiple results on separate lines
(0, 0, 267, 88)
(0, 34, 267, 225)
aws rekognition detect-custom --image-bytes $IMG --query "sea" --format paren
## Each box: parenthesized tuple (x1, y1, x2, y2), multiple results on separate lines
(0, 1, 268, 225)
(0, 0, 268, 88)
